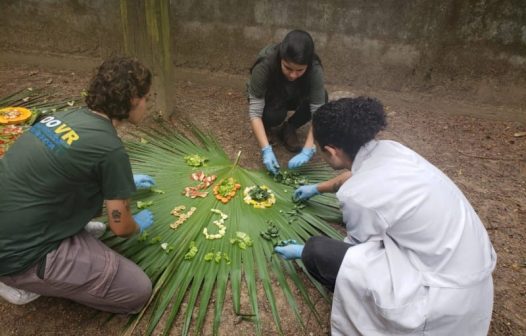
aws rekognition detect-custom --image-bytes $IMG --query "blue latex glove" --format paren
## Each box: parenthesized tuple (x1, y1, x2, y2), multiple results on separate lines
(274, 244, 305, 260)
(133, 174, 155, 189)
(288, 147, 316, 169)
(133, 209, 154, 232)
(261, 145, 280, 175)
(293, 184, 320, 202)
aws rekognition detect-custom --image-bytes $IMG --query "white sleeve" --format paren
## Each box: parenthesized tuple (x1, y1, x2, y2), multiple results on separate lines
(339, 194, 388, 243)
(248, 94, 265, 120)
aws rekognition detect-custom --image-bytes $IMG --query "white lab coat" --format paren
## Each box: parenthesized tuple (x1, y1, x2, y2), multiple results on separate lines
(331, 140, 496, 336)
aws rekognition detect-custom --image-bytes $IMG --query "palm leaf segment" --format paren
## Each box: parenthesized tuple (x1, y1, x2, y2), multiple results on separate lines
(108, 123, 344, 335)
(0, 88, 82, 157)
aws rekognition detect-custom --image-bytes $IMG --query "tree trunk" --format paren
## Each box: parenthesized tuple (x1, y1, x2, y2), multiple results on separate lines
(120, 0, 174, 120)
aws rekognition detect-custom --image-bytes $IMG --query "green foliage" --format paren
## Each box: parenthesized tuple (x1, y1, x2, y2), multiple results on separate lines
(273, 170, 310, 187)
(101, 123, 343, 336)
(183, 153, 208, 167)
(247, 185, 271, 201)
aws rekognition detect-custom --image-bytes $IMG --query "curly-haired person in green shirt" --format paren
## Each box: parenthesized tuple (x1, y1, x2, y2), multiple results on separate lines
(247, 30, 327, 174)
(0, 57, 156, 314)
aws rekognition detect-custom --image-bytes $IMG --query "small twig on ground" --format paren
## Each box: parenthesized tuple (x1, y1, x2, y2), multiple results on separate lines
(455, 149, 521, 162)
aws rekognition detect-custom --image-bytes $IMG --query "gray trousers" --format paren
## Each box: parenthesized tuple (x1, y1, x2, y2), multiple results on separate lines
(0, 231, 151, 314)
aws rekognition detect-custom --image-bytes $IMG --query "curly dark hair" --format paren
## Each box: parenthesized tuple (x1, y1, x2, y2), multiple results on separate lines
(313, 97, 387, 160)
(85, 57, 151, 120)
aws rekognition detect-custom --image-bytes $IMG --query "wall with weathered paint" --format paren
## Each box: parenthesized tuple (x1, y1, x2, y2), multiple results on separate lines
(0, 0, 525, 106)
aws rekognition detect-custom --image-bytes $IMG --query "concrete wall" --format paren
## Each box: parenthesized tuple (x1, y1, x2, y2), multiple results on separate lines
(1, 0, 525, 107)
(0, 0, 121, 57)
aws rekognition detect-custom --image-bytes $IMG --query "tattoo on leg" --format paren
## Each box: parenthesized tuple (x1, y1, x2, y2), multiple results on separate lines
(111, 209, 122, 223)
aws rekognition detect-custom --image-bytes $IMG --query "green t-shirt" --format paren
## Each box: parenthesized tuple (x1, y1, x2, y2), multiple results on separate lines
(0, 108, 136, 276)
(247, 44, 326, 104)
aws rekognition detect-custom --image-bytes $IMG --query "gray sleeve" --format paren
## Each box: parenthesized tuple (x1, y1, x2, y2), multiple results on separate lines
(310, 103, 323, 115)
(248, 94, 265, 119)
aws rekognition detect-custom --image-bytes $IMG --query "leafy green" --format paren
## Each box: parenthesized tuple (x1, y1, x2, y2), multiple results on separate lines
(230, 231, 253, 249)
(274, 170, 310, 187)
(183, 153, 208, 167)
(137, 200, 153, 209)
(248, 185, 270, 201)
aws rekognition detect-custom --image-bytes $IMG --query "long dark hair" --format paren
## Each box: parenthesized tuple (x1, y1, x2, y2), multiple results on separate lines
(251, 30, 321, 97)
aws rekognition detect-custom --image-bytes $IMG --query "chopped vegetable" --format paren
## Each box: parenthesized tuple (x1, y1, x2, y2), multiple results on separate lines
(213, 177, 241, 204)
(285, 203, 306, 224)
(151, 188, 165, 194)
(204, 251, 231, 264)
(230, 231, 253, 250)
(183, 171, 217, 198)
(184, 241, 198, 260)
(273, 170, 310, 187)
(138, 231, 150, 242)
(160, 242, 174, 254)
(150, 236, 162, 244)
(203, 209, 228, 240)
(137, 200, 153, 209)
(243, 185, 276, 208)
(0, 107, 32, 125)
(184, 154, 208, 167)
(0, 125, 27, 158)
(170, 205, 196, 229)
(260, 221, 280, 244)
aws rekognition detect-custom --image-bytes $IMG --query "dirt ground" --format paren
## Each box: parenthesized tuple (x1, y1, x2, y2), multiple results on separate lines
(0, 53, 524, 336)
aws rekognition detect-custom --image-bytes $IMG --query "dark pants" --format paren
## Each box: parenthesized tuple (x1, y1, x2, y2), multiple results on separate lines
(301, 235, 352, 292)
(262, 91, 311, 130)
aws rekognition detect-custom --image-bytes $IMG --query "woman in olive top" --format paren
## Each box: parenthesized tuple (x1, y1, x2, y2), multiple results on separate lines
(247, 30, 327, 174)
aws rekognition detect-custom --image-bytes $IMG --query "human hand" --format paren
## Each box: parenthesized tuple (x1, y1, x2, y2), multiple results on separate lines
(261, 145, 280, 175)
(274, 244, 304, 260)
(288, 147, 316, 169)
(133, 209, 154, 232)
(293, 184, 320, 202)
(133, 174, 155, 189)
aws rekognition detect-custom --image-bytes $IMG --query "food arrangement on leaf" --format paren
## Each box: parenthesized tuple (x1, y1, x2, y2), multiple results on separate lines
(202, 208, 228, 240)
(170, 205, 197, 229)
(97, 120, 343, 336)
(243, 185, 276, 208)
(0, 125, 26, 157)
(183, 171, 216, 198)
(184, 153, 208, 167)
(213, 177, 241, 204)
(0, 107, 32, 125)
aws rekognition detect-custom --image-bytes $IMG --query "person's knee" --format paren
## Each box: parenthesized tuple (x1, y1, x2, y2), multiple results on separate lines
(126, 272, 152, 314)
(302, 236, 328, 267)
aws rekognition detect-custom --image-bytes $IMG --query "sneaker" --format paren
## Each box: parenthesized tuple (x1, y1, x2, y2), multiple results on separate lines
(279, 122, 302, 153)
(0, 281, 40, 305)
(84, 221, 106, 238)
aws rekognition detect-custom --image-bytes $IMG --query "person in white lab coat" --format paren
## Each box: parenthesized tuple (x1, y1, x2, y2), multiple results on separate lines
(274, 97, 496, 335)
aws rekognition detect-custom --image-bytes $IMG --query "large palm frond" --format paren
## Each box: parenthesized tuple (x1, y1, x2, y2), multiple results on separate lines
(107, 122, 344, 335)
